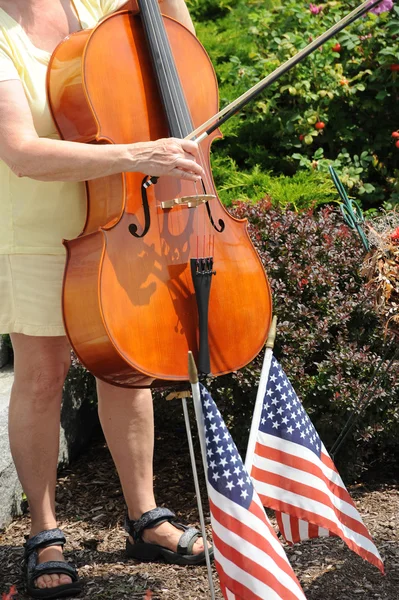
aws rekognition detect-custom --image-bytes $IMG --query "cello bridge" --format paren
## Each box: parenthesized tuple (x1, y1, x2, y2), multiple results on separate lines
(161, 194, 216, 209)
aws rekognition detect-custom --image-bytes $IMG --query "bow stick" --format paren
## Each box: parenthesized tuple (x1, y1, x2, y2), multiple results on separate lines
(144, 0, 384, 187)
(192, 0, 384, 142)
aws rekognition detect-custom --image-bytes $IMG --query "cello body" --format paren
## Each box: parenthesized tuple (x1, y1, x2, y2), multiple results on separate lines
(47, 4, 272, 387)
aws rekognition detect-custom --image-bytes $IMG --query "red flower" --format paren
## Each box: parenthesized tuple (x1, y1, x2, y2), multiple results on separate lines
(390, 64, 399, 72)
(2, 586, 18, 600)
(299, 278, 309, 288)
(391, 227, 399, 241)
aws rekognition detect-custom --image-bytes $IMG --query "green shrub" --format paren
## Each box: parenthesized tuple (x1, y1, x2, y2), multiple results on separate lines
(211, 154, 338, 208)
(194, 0, 399, 207)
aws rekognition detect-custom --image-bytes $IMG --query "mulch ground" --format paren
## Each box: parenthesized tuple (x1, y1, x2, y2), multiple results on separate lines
(0, 400, 398, 599)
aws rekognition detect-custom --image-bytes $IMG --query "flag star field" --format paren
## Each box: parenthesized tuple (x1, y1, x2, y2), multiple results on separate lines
(259, 358, 321, 457)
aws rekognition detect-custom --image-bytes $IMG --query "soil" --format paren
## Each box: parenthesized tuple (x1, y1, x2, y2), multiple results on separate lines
(0, 402, 398, 600)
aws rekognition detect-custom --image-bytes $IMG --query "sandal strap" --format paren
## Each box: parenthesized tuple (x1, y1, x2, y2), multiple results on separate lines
(176, 527, 201, 556)
(124, 507, 176, 541)
(24, 529, 66, 558)
(124, 508, 204, 556)
(29, 561, 78, 586)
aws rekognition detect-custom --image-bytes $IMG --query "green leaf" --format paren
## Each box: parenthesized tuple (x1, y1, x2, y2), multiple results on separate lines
(375, 90, 388, 100)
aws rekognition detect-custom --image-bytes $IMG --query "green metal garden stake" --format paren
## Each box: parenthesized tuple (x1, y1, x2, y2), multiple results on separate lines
(329, 165, 370, 252)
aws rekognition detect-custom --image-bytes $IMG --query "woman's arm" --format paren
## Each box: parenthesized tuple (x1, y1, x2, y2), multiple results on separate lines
(161, 0, 195, 34)
(0, 81, 204, 182)
(117, 0, 195, 34)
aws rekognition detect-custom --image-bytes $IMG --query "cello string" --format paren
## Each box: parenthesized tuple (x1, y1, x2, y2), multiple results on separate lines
(149, 0, 211, 253)
(147, 0, 193, 138)
(144, 0, 190, 262)
(144, 1, 186, 137)
(147, 0, 213, 192)
(144, 0, 215, 257)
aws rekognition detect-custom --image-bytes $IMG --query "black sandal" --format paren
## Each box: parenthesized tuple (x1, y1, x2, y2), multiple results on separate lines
(125, 507, 214, 566)
(24, 528, 82, 599)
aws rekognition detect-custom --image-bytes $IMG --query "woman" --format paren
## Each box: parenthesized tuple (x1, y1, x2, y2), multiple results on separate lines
(0, 0, 210, 598)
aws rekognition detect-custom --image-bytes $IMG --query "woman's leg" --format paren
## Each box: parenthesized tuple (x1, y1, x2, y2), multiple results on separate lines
(9, 333, 72, 590)
(96, 380, 205, 553)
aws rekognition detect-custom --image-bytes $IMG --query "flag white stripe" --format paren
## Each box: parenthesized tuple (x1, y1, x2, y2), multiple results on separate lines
(212, 513, 305, 598)
(257, 432, 346, 491)
(253, 452, 361, 520)
(281, 513, 293, 543)
(298, 519, 309, 540)
(319, 526, 330, 537)
(208, 486, 291, 561)
(225, 589, 235, 600)
(253, 479, 381, 557)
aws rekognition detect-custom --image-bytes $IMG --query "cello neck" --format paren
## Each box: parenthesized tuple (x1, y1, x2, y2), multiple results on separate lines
(137, 0, 193, 138)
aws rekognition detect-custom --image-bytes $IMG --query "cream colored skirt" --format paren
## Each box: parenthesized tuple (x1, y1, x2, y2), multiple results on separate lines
(0, 254, 67, 336)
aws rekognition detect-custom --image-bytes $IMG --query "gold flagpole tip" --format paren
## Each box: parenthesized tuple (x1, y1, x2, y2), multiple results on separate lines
(265, 315, 278, 349)
(188, 351, 199, 384)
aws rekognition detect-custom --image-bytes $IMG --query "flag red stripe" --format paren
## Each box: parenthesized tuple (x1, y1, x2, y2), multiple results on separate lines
(216, 560, 265, 600)
(258, 493, 384, 573)
(210, 498, 297, 580)
(290, 515, 300, 543)
(275, 512, 287, 542)
(308, 522, 321, 538)
(254, 442, 354, 507)
(252, 462, 371, 539)
(219, 580, 232, 600)
(213, 531, 302, 600)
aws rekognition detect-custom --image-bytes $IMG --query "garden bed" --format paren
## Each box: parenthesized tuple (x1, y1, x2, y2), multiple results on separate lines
(0, 418, 397, 599)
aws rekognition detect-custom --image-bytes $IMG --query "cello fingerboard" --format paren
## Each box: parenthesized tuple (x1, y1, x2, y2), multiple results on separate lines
(137, 0, 193, 139)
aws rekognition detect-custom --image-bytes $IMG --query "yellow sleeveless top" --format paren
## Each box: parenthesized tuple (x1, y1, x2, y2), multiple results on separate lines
(0, 0, 125, 254)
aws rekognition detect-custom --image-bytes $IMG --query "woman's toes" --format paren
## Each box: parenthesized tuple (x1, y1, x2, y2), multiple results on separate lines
(59, 574, 73, 586)
(35, 575, 47, 589)
(41, 574, 54, 588)
(193, 538, 205, 553)
(50, 573, 62, 587)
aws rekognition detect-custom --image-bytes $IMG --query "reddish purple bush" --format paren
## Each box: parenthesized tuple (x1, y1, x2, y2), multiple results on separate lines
(208, 200, 399, 480)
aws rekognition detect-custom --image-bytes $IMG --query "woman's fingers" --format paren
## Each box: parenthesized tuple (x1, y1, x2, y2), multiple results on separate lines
(157, 138, 204, 179)
(171, 168, 202, 181)
(175, 157, 204, 177)
(180, 139, 201, 159)
(131, 137, 205, 179)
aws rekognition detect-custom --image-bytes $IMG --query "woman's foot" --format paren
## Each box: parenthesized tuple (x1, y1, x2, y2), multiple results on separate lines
(33, 545, 72, 590)
(128, 519, 208, 554)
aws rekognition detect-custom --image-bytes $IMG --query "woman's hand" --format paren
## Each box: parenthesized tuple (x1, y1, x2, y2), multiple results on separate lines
(130, 137, 205, 181)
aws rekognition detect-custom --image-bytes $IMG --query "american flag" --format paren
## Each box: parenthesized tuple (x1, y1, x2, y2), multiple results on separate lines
(198, 383, 307, 600)
(246, 356, 384, 574)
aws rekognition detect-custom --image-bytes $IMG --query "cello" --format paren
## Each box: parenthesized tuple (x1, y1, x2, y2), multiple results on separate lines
(47, 0, 272, 387)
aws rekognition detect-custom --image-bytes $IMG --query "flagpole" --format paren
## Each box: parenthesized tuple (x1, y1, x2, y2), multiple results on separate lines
(186, 352, 216, 600)
(245, 316, 277, 472)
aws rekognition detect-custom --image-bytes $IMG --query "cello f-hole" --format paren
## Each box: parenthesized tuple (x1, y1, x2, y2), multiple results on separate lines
(128, 175, 152, 238)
